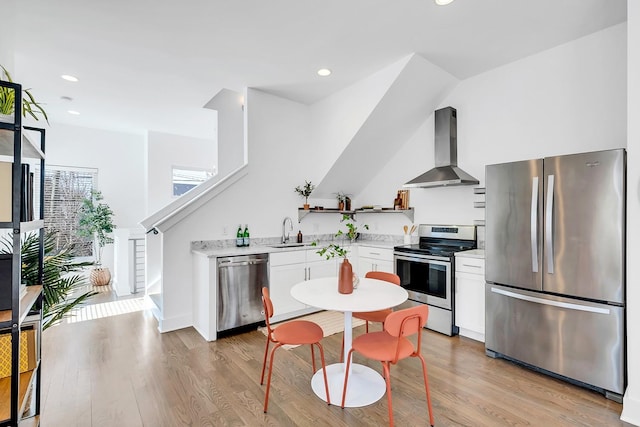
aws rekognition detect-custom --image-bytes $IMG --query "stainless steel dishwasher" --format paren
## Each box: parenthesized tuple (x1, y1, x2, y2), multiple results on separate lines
(217, 253, 269, 332)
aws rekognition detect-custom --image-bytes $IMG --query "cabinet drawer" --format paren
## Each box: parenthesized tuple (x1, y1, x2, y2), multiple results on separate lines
(455, 257, 485, 275)
(358, 246, 393, 260)
(270, 251, 306, 267)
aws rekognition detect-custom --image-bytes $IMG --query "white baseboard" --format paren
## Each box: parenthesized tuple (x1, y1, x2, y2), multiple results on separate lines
(459, 327, 485, 343)
(621, 386, 640, 426)
(157, 313, 192, 333)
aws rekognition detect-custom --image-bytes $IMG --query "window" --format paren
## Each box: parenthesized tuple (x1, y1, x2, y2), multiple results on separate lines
(40, 165, 97, 256)
(172, 166, 214, 196)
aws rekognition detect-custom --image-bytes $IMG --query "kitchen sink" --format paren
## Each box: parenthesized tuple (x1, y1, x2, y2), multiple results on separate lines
(267, 242, 313, 248)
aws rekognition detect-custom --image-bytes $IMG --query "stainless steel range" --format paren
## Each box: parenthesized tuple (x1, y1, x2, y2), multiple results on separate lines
(394, 224, 476, 336)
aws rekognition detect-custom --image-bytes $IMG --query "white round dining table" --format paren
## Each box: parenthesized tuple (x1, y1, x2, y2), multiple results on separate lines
(290, 276, 408, 407)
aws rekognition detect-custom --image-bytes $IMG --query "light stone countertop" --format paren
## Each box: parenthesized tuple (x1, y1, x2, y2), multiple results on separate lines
(454, 249, 485, 259)
(191, 237, 402, 258)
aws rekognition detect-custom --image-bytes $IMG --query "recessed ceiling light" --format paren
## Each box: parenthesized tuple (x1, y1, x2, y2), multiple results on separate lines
(317, 68, 332, 77)
(67, 110, 80, 115)
(435, 0, 454, 5)
(61, 74, 79, 82)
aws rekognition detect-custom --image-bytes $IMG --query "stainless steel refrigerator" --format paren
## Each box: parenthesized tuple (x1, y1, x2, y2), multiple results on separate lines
(485, 148, 626, 401)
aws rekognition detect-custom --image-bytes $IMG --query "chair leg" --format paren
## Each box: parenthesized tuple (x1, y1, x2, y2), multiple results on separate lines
(382, 362, 394, 427)
(264, 343, 283, 413)
(315, 342, 331, 405)
(340, 335, 344, 363)
(417, 354, 435, 427)
(341, 349, 355, 408)
(260, 337, 271, 385)
(365, 320, 369, 333)
(310, 344, 317, 373)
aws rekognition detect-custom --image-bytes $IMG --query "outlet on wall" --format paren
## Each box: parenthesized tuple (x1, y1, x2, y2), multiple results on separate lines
(223, 226, 228, 235)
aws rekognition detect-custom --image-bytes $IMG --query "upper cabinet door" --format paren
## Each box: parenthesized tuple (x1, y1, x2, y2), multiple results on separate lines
(542, 149, 625, 303)
(485, 159, 543, 291)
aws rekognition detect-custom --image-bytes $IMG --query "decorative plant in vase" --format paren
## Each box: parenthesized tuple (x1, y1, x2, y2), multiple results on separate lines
(295, 180, 315, 210)
(0, 64, 49, 124)
(77, 189, 116, 286)
(313, 214, 368, 294)
(334, 193, 353, 211)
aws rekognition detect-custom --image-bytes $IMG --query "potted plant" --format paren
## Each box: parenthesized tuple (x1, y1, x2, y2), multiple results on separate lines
(0, 64, 49, 124)
(335, 192, 352, 211)
(313, 214, 369, 294)
(77, 190, 116, 286)
(335, 192, 345, 210)
(295, 180, 315, 210)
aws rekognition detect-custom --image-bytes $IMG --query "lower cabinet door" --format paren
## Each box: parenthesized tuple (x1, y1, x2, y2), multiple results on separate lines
(307, 258, 336, 281)
(269, 263, 306, 318)
(455, 271, 485, 342)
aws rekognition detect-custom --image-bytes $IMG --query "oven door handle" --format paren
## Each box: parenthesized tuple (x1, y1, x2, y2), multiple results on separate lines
(394, 253, 451, 265)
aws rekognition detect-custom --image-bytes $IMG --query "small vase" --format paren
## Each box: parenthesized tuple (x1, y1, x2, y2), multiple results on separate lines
(338, 259, 353, 294)
(303, 203, 310, 210)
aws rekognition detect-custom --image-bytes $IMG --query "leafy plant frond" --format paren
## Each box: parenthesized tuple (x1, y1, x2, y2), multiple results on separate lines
(0, 64, 49, 123)
(311, 214, 369, 260)
(0, 230, 97, 330)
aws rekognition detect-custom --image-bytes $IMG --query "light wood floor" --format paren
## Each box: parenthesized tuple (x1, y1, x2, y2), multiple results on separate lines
(39, 308, 629, 427)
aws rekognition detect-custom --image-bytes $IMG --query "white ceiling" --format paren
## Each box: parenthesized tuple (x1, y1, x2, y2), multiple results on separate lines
(9, 0, 626, 139)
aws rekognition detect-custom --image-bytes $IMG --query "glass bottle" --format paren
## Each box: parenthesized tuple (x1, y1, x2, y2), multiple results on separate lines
(236, 225, 243, 247)
(243, 224, 250, 247)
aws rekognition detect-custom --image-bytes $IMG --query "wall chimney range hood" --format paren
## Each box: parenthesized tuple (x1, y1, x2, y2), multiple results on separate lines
(404, 106, 479, 188)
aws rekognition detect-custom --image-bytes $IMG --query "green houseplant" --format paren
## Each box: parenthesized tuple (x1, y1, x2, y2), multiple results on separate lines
(312, 214, 368, 294)
(294, 180, 315, 210)
(0, 64, 49, 123)
(314, 214, 369, 259)
(77, 190, 116, 286)
(0, 231, 96, 330)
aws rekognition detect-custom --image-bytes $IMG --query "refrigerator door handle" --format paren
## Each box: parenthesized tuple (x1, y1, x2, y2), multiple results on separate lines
(490, 287, 610, 314)
(545, 174, 555, 274)
(531, 176, 539, 273)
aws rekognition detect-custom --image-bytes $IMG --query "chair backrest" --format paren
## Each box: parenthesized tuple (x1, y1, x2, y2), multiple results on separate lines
(385, 305, 428, 337)
(365, 271, 401, 285)
(262, 287, 274, 332)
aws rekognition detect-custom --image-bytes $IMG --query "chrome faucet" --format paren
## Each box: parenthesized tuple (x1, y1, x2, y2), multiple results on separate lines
(282, 216, 293, 243)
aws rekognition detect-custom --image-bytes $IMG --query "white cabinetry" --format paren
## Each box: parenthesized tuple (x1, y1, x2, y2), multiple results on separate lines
(454, 254, 485, 342)
(357, 245, 394, 276)
(269, 249, 335, 323)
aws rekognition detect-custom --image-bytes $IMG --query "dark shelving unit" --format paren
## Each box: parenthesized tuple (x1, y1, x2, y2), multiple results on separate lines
(0, 78, 45, 427)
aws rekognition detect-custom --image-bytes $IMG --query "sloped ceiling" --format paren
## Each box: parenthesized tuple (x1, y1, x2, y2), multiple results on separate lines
(314, 54, 459, 198)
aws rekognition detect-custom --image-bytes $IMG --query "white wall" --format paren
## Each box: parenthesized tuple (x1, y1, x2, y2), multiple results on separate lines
(45, 123, 146, 271)
(204, 89, 244, 178)
(622, 2, 640, 425)
(146, 130, 217, 214)
(309, 56, 411, 198)
(0, 1, 15, 71)
(157, 88, 313, 329)
(359, 23, 627, 232)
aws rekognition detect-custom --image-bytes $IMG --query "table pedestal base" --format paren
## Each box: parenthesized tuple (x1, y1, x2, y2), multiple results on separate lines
(311, 363, 385, 407)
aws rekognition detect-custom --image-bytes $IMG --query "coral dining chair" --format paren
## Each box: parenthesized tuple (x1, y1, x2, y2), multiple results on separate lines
(340, 271, 401, 361)
(355, 271, 401, 332)
(260, 287, 331, 412)
(341, 305, 435, 427)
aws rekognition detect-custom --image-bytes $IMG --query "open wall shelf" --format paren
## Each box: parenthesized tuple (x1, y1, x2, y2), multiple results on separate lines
(298, 207, 414, 222)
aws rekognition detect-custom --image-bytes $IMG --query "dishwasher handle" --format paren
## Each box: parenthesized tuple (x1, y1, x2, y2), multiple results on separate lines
(218, 254, 269, 268)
